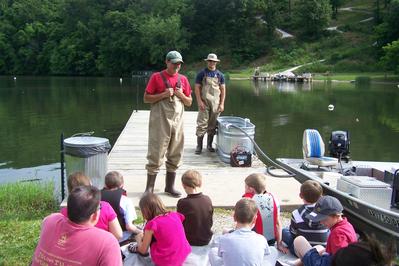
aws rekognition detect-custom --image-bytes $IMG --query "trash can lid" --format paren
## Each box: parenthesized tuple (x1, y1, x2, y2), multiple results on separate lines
(64, 136, 109, 148)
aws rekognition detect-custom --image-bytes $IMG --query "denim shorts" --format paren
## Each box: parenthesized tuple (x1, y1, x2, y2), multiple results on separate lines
(302, 248, 332, 266)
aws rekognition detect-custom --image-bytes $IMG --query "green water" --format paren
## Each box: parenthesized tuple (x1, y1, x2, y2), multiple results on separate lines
(0, 76, 398, 182)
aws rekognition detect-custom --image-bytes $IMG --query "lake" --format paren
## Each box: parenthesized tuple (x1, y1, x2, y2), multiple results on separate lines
(1, 76, 398, 185)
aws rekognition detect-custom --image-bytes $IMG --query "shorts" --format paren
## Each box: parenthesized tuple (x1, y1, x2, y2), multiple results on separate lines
(302, 248, 332, 266)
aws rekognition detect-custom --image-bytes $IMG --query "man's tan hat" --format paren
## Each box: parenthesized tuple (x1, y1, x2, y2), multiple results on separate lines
(204, 53, 220, 62)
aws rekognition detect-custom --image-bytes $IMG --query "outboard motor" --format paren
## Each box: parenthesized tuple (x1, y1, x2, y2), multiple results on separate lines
(328, 130, 350, 162)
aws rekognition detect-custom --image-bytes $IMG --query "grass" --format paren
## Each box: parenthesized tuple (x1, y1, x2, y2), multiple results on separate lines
(0, 182, 58, 265)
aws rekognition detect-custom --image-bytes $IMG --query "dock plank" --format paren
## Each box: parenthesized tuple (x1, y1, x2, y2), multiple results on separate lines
(108, 110, 301, 208)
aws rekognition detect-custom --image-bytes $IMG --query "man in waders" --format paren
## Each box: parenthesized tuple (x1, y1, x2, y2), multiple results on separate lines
(143, 51, 192, 197)
(195, 53, 226, 154)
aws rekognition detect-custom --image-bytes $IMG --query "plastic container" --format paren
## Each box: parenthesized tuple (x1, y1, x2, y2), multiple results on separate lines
(216, 116, 255, 164)
(64, 136, 111, 194)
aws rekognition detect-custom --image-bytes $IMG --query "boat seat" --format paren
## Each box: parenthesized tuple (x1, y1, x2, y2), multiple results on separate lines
(303, 129, 338, 167)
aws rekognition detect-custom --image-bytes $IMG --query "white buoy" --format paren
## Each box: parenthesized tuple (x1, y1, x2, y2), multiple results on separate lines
(119, 78, 123, 83)
(328, 104, 334, 111)
(13, 76, 16, 80)
(356, 118, 359, 122)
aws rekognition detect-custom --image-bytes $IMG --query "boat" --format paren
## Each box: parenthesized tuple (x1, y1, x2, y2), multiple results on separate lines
(275, 129, 399, 249)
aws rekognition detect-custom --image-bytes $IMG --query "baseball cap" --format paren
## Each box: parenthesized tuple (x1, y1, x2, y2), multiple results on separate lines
(166, 51, 183, 63)
(204, 53, 220, 62)
(306, 195, 343, 222)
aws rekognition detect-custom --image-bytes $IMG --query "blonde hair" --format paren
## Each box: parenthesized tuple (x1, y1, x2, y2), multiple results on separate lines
(300, 180, 323, 203)
(234, 198, 258, 224)
(181, 170, 202, 188)
(139, 193, 168, 221)
(245, 173, 266, 194)
(104, 171, 124, 189)
(67, 172, 90, 193)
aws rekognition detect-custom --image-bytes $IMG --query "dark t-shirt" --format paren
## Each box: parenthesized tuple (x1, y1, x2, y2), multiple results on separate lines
(195, 68, 225, 85)
(177, 193, 214, 246)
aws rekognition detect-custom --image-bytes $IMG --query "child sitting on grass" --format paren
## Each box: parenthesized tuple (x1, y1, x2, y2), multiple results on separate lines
(277, 195, 357, 266)
(101, 171, 142, 241)
(281, 180, 329, 255)
(243, 173, 283, 248)
(177, 169, 213, 246)
(209, 198, 277, 266)
(61, 172, 122, 240)
(134, 193, 191, 265)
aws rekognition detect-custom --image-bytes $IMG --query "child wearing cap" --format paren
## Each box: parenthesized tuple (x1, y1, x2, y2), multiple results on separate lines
(277, 195, 357, 266)
(281, 180, 329, 255)
(243, 173, 283, 247)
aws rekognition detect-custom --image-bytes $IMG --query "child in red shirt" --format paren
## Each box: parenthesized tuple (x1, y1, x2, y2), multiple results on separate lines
(277, 195, 357, 266)
(242, 173, 283, 248)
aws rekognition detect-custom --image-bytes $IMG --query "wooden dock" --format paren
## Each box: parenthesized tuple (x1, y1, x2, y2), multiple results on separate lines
(108, 110, 301, 209)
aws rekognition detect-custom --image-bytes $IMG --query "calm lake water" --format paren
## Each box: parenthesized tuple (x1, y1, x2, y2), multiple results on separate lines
(1, 76, 399, 184)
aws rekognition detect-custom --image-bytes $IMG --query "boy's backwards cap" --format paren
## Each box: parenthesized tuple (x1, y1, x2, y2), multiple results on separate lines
(306, 195, 343, 222)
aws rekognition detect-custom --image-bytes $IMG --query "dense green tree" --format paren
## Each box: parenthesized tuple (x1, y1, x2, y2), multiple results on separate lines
(293, 0, 332, 39)
(380, 39, 399, 73)
(139, 15, 188, 65)
(374, 0, 399, 48)
(2, 0, 395, 75)
(96, 10, 142, 75)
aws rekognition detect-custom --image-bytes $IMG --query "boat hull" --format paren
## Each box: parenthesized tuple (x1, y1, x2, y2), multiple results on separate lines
(277, 158, 399, 249)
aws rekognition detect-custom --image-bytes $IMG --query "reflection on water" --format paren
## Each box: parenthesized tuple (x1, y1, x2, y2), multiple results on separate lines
(1, 76, 399, 183)
(252, 80, 312, 95)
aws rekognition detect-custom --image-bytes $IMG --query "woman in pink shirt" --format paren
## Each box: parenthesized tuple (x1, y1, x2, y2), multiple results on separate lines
(134, 193, 191, 266)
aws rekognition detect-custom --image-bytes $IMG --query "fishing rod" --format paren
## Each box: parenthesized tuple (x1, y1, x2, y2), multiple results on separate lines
(225, 124, 296, 178)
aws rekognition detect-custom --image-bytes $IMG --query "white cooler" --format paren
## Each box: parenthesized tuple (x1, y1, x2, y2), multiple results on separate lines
(337, 176, 392, 209)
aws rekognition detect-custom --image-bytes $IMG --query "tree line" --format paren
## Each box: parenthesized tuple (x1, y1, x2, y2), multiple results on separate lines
(0, 0, 398, 76)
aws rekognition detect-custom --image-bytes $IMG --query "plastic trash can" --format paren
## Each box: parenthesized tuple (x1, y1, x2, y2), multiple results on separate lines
(64, 136, 111, 195)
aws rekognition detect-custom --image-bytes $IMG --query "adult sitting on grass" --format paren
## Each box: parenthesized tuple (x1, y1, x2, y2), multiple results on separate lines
(60, 172, 123, 240)
(32, 186, 122, 266)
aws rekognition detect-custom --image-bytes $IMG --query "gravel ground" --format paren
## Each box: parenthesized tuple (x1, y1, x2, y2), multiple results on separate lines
(212, 209, 291, 234)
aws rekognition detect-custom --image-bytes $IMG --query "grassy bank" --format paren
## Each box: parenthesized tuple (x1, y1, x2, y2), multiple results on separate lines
(0, 182, 58, 265)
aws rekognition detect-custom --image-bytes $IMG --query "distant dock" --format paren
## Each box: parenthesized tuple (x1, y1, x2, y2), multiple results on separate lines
(108, 110, 301, 209)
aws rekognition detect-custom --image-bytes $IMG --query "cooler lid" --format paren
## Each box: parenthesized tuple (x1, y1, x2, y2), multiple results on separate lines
(341, 176, 390, 188)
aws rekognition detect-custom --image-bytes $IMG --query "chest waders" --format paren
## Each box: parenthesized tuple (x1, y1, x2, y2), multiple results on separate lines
(145, 72, 184, 197)
(195, 73, 221, 154)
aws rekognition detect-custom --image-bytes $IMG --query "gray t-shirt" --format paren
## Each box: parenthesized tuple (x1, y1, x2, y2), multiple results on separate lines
(218, 228, 270, 266)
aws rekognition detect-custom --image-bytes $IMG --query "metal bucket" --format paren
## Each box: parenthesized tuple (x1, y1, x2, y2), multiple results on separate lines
(216, 116, 255, 163)
(64, 136, 111, 195)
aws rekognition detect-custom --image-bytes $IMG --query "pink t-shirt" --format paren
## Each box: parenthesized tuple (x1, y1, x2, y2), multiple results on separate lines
(32, 213, 122, 266)
(145, 211, 191, 266)
(145, 70, 191, 96)
(326, 217, 357, 255)
(61, 200, 117, 231)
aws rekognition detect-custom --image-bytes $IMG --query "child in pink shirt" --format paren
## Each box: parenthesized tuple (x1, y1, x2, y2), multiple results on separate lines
(61, 172, 122, 240)
(134, 193, 191, 266)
